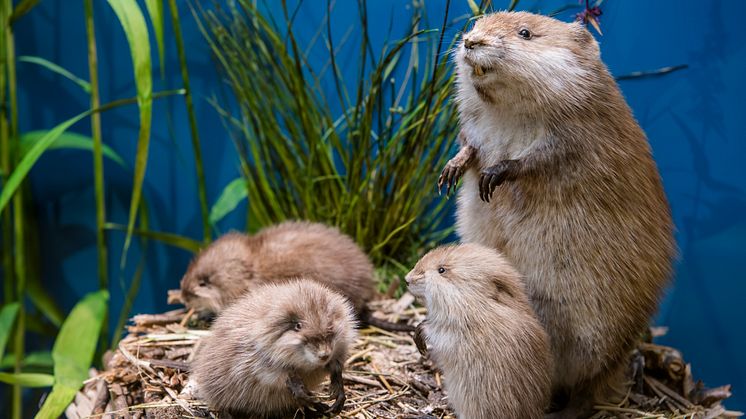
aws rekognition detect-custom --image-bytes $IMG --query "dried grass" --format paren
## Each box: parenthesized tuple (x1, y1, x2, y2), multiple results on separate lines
(66, 297, 740, 419)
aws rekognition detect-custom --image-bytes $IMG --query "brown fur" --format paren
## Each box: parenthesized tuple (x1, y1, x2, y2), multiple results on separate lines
(180, 221, 375, 314)
(192, 280, 356, 418)
(445, 12, 676, 417)
(406, 244, 552, 419)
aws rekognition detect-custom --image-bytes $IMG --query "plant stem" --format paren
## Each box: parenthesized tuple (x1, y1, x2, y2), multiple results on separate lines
(84, 0, 108, 297)
(85, 0, 109, 355)
(6, 0, 24, 416)
(0, 0, 11, 305)
(167, 0, 210, 243)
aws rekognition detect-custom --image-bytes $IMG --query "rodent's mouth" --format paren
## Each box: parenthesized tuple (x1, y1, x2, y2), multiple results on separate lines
(462, 55, 494, 77)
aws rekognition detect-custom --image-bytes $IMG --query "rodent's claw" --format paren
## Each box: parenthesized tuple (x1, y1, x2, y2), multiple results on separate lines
(414, 322, 429, 357)
(479, 161, 518, 202)
(438, 162, 465, 198)
(328, 391, 346, 414)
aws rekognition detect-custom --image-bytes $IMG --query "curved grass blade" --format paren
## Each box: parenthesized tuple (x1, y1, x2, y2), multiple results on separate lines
(209, 177, 248, 226)
(106, 0, 153, 270)
(0, 303, 20, 361)
(0, 112, 88, 213)
(0, 350, 53, 370)
(35, 290, 108, 419)
(20, 130, 127, 168)
(0, 372, 54, 387)
(26, 280, 64, 328)
(18, 56, 91, 93)
(144, 0, 165, 78)
(8, 0, 39, 24)
(103, 222, 201, 253)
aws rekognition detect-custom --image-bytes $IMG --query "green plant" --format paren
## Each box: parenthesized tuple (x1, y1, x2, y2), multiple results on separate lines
(198, 0, 470, 284)
(0, 0, 208, 416)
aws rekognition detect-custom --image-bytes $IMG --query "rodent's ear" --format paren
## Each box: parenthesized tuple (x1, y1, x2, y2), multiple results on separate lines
(569, 21, 600, 57)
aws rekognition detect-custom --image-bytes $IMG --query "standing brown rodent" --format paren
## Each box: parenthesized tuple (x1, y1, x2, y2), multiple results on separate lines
(439, 11, 676, 417)
(192, 279, 357, 418)
(179, 221, 374, 314)
(406, 244, 552, 419)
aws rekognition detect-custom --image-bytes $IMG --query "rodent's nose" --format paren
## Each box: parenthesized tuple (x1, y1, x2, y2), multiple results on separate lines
(318, 351, 330, 362)
(463, 37, 484, 50)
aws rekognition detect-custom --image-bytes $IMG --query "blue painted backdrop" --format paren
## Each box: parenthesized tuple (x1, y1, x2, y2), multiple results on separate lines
(15, 0, 746, 411)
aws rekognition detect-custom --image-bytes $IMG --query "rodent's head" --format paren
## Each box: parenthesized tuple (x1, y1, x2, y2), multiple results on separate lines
(455, 11, 601, 112)
(405, 244, 528, 311)
(180, 232, 254, 313)
(256, 281, 357, 371)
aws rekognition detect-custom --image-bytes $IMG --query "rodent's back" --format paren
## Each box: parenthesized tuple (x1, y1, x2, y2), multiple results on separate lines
(252, 221, 375, 311)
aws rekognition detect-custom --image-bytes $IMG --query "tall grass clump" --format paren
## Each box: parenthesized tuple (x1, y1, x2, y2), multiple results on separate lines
(199, 0, 464, 277)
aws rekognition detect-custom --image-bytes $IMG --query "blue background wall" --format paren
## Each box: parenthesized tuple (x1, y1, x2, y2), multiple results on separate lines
(15, 0, 746, 411)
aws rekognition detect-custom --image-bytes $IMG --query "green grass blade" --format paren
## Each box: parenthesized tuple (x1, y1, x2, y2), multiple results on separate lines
(18, 56, 91, 93)
(26, 280, 64, 328)
(144, 0, 165, 78)
(20, 130, 128, 168)
(0, 303, 20, 361)
(0, 111, 88, 213)
(8, 0, 40, 24)
(106, 0, 153, 271)
(209, 177, 248, 226)
(104, 222, 201, 253)
(35, 290, 108, 419)
(0, 372, 54, 387)
(168, 0, 210, 243)
(0, 350, 53, 370)
(85, 0, 109, 301)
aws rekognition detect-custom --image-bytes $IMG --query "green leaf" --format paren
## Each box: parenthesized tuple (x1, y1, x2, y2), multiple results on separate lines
(0, 372, 54, 388)
(0, 303, 20, 362)
(104, 223, 201, 253)
(20, 130, 128, 169)
(26, 278, 65, 328)
(107, 0, 153, 270)
(0, 111, 88, 213)
(18, 56, 91, 93)
(209, 178, 248, 225)
(466, 0, 480, 14)
(35, 290, 108, 419)
(144, 0, 165, 78)
(9, 0, 41, 24)
(1, 351, 53, 370)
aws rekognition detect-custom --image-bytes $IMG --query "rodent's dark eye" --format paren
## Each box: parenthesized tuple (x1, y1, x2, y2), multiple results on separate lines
(293, 322, 302, 332)
(197, 275, 210, 287)
(437, 267, 446, 274)
(518, 28, 532, 40)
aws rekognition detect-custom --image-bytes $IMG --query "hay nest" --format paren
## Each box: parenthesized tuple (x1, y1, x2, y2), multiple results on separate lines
(66, 295, 741, 419)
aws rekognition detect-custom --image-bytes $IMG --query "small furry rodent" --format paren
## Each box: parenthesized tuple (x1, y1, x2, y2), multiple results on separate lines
(192, 279, 357, 418)
(440, 11, 676, 417)
(179, 221, 374, 314)
(406, 244, 552, 419)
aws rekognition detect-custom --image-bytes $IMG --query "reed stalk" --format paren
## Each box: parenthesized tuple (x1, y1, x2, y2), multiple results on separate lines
(5, 0, 25, 416)
(167, 0, 210, 243)
(84, 0, 108, 295)
(0, 0, 11, 305)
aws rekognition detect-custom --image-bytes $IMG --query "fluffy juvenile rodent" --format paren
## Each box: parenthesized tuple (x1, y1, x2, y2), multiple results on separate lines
(180, 221, 374, 314)
(406, 244, 552, 419)
(440, 11, 676, 417)
(192, 279, 356, 418)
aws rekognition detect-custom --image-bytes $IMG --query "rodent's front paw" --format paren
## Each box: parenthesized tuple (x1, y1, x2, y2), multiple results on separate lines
(438, 160, 465, 197)
(479, 161, 519, 202)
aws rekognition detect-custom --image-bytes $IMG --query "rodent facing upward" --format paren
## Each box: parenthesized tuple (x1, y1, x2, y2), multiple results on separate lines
(192, 280, 357, 418)
(406, 244, 551, 419)
(180, 221, 374, 314)
(440, 12, 676, 417)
